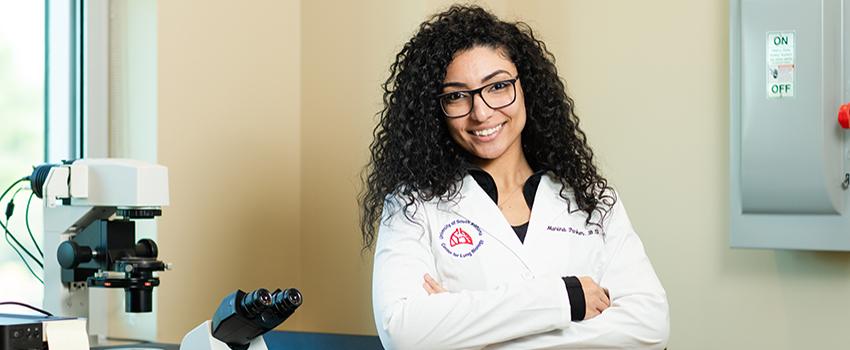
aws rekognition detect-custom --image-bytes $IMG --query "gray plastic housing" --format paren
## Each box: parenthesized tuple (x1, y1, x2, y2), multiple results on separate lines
(730, 0, 850, 250)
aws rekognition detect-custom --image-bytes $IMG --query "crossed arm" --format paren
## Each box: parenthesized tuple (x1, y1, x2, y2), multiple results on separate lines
(372, 199, 669, 349)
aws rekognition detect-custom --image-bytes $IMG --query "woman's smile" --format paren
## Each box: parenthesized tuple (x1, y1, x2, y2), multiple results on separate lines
(469, 121, 507, 140)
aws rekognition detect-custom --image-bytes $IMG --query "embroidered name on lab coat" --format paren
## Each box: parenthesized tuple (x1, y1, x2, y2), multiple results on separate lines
(546, 225, 602, 237)
(439, 219, 484, 258)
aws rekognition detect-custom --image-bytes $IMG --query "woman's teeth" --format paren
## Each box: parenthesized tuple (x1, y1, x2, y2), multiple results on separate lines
(472, 123, 503, 137)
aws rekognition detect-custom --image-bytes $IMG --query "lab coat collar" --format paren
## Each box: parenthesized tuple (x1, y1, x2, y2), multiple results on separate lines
(466, 166, 548, 210)
(525, 174, 575, 246)
(440, 172, 571, 269)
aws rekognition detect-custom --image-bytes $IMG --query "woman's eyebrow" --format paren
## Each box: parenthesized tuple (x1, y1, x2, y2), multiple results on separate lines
(441, 81, 468, 89)
(480, 69, 511, 83)
(441, 69, 512, 89)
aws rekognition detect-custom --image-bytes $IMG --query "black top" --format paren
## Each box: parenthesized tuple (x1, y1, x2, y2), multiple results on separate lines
(468, 167, 545, 243)
(468, 167, 586, 321)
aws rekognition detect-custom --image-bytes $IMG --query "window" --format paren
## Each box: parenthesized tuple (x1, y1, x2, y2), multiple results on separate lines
(0, 0, 47, 306)
(1, 0, 82, 308)
(2, 1, 158, 339)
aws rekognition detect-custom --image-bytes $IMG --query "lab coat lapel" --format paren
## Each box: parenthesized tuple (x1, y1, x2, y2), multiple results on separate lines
(442, 175, 530, 266)
(526, 174, 573, 243)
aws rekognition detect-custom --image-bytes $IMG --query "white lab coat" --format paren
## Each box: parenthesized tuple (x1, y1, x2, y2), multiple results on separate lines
(372, 173, 669, 349)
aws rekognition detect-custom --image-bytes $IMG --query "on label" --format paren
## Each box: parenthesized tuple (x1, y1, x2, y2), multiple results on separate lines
(766, 31, 795, 98)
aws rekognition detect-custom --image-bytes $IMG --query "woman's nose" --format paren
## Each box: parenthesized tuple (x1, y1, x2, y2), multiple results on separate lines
(468, 94, 494, 122)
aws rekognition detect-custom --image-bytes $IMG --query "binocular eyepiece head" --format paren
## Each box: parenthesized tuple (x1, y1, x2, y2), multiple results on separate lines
(240, 288, 273, 316)
(211, 287, 302, 348)
(272, 288, 302, 315)
(240, 288, 302, 319)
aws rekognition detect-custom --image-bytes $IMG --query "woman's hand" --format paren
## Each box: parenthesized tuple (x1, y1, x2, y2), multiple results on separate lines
(578, 276, 610, 320)
(423, 274, 610, 320)
(423, 274, 447, 295)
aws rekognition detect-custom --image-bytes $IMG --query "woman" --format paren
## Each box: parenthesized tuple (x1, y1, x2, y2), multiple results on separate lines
(361, 5, 669, 349)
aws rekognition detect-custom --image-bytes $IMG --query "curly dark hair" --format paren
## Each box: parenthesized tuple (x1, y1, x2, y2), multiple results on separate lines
(359, 5, 615, 249)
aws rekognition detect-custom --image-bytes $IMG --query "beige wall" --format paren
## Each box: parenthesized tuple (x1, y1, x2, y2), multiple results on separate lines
(521, 1, 850, 349)
(156, 0, 850, 348)
(156, 0, 302, 342)
(298, 1, 421, 335)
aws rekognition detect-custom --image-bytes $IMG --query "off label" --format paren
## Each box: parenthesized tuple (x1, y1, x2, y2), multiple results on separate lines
(766, 31, 795, 98)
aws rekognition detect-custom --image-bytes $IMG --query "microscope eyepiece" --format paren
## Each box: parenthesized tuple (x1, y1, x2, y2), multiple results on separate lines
(211, 287, 302, 347)
(240, 288, 272, 317)
(272, 288, 302, 316)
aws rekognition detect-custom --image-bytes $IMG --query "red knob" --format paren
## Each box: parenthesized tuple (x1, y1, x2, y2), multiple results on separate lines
(840, 103, 850, 129)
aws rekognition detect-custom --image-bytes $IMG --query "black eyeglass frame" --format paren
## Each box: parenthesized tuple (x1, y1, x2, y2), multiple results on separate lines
(436, 77, 519, 118)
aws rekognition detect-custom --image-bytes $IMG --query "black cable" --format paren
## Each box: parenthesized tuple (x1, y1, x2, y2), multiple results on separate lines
(10, 187, 24, 205)
(2, 232, 43, 284)
(0, 177, 28, 206)
(25, 191, 43, 258)
(0, 301, 53, 316)
(0, 178, 43, 267)
(0, 215, 44, 268)
(7, 187, 43, 260)
(1, 178, 27, 223)
(0, 178, 45, 284)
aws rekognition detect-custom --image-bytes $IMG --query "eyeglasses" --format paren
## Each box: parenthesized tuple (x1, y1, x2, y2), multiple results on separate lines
(437, 77, 519, 118)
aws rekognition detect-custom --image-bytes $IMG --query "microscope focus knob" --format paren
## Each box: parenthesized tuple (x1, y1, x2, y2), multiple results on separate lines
(134, 239, 158, 258)
(57, 240, 93, 269)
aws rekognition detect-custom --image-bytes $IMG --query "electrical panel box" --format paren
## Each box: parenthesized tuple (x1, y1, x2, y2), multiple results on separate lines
(730, 0, 850, 250)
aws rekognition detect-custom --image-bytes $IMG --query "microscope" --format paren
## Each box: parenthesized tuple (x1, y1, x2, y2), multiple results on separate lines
(33, 158, 171, 344)
(23, 158, 299, 348)
(180, 287, 302, 350)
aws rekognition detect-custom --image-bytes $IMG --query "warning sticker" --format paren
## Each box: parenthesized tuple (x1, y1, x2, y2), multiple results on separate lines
(766, 31, 795, 98)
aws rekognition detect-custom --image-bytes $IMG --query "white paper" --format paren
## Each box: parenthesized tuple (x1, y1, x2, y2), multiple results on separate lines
(43, 318, 90, 350)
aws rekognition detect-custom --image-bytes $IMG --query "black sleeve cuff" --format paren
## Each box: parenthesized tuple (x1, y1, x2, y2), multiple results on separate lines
(562, 276, 585, 321)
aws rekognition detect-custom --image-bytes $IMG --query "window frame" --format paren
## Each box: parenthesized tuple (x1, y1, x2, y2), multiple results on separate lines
(46, 0, 109, 163)
(45, 0, 132, 341)
(45, 0, 78, 162)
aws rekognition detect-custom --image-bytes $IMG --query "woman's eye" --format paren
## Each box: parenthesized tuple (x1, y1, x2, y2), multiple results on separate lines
(489, 81, 509, 91)
(445, 91, 468, 102)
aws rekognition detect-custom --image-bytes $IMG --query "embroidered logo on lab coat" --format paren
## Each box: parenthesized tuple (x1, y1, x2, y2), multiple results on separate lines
(439, 219, 484, 258)
(449, 228, 473, 247)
